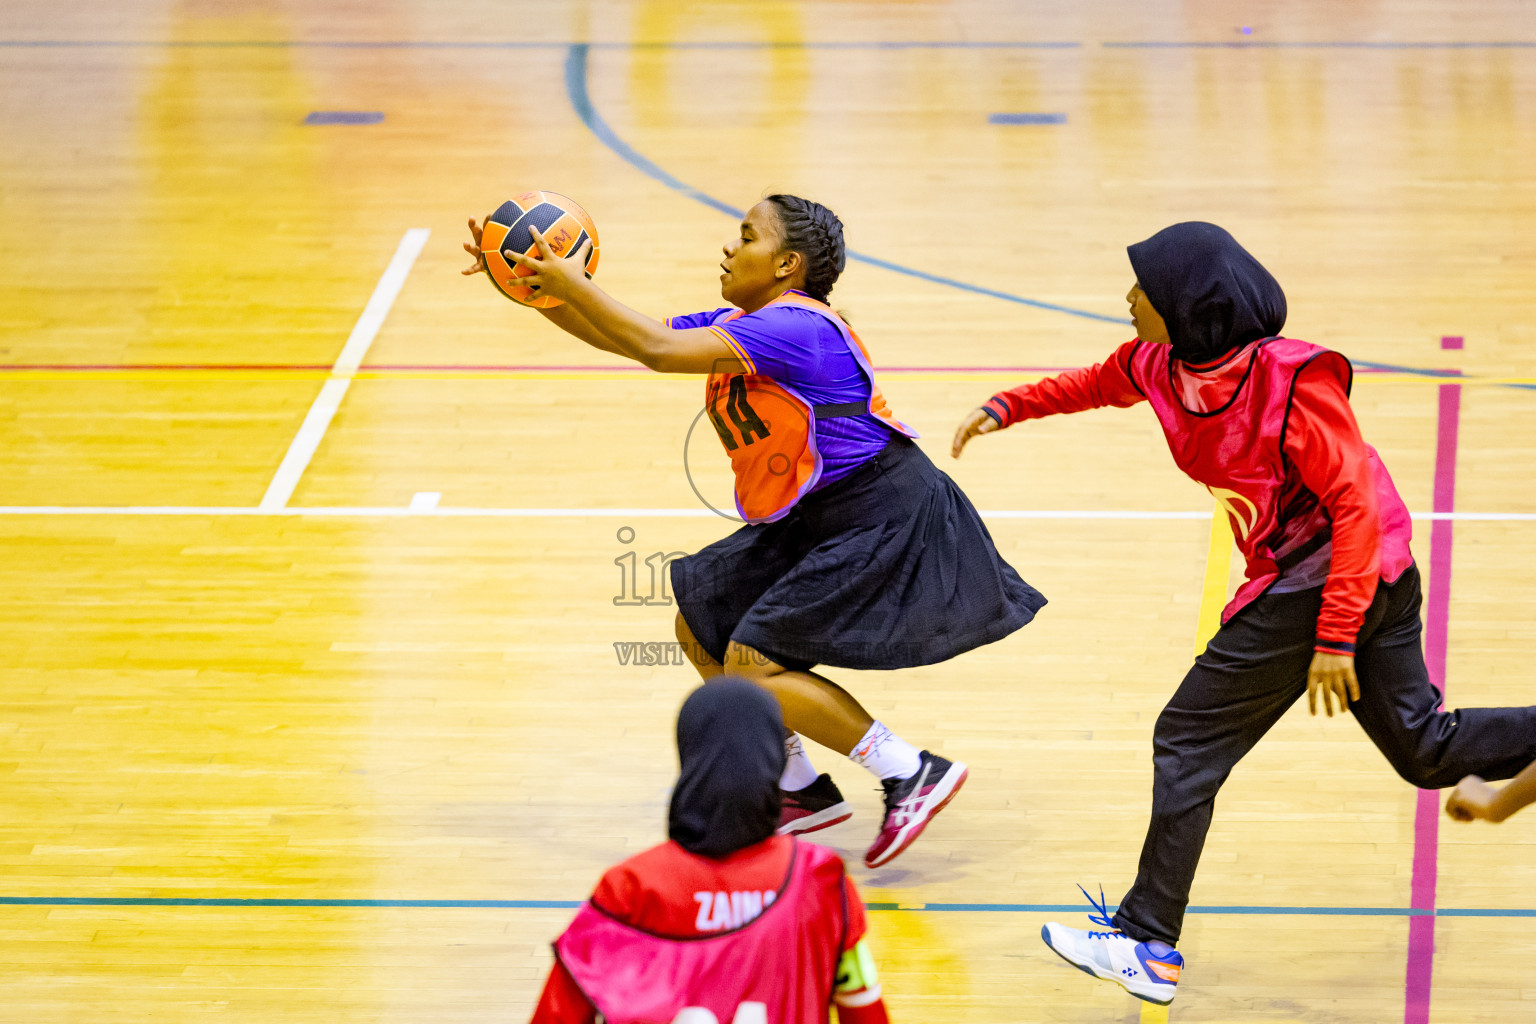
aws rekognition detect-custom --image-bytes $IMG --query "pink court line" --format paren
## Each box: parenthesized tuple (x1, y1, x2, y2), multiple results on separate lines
(0, 362, 1448, 374)
(1404, 379, 1460, 1024)
(0, 362, 1058, 372)
(0, 363, 333, 372)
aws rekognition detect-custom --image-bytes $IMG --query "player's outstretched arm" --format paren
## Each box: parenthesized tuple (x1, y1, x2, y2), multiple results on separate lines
(951, 342, 1149, 460)
(1447, 760, 1536, 823)
(495, 226, 742, 375)
(463, 218, 738, 372)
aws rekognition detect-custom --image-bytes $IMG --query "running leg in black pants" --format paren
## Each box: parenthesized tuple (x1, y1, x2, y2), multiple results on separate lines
(1113, 564, 1536, 946)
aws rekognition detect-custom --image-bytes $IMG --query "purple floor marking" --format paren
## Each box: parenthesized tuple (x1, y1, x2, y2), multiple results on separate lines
(304, 111, 384, 125)
(1404, 369, 1461, 1024)
(989, 112, 1068, 125)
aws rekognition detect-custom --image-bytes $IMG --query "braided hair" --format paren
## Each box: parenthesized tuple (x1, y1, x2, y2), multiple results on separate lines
(763, 194, 846, 304)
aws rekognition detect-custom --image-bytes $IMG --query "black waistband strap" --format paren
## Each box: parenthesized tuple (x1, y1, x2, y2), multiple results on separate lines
(813, 401, 868, 419)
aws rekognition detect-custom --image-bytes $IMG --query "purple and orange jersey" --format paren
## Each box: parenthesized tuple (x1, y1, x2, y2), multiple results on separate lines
(667, 293, 893, 489)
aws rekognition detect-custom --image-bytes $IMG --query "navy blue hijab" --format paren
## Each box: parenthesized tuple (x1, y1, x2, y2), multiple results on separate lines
(668, 679, 786, 859)
(1127, 222, 1288, 365)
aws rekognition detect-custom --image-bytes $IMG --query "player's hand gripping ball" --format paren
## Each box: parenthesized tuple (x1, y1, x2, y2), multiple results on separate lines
(479, 191, 599, 308)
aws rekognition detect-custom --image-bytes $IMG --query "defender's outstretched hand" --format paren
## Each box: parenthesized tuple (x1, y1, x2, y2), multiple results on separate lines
(952, 407, 1001, 458)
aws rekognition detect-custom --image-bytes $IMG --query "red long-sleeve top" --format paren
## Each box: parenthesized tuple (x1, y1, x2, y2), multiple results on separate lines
(984, 340, 1381, 654)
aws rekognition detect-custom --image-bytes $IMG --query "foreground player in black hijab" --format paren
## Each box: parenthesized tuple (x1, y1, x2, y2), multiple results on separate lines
(532, 679, 890, 1023)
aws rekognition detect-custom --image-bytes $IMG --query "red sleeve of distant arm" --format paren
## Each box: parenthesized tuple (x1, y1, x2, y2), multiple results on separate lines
(983, 340, 1146, 428)
(529, 960, 598, 1024)
(831, 877, 889, 1024)
(1284, 363, 1380, 655)
(837, 996, 891, 1024)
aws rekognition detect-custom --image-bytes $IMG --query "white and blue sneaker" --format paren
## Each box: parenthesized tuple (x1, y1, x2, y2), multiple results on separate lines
(1040, 886, 1184, 1006)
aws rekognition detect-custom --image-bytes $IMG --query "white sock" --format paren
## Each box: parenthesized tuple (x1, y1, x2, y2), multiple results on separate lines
(848, 721, 923, 781)
(780, 733, 820, 791)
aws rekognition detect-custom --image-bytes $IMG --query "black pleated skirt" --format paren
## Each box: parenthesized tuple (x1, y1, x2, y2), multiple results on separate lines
(671, 435, 1046, 671)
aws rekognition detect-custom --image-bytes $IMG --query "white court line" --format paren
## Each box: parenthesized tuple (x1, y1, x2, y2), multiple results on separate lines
(408, 491, 442, 512)
(257, 228, 431, 511)
(1, 507, 1534, 521)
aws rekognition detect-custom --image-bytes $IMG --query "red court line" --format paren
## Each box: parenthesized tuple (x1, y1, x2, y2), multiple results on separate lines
(0, 362, 1049, 372)
(0, 362, 1447, 374)
(0, 363, 335, 371)
(1404, 377, 1461, 1024)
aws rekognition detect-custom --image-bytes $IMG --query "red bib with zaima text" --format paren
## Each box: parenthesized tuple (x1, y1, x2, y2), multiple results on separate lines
(554, 840, 850, 1024)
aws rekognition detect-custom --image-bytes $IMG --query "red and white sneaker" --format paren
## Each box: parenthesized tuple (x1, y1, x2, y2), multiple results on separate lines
(864, 751, 968, 867)
(778, 774, 853, 835)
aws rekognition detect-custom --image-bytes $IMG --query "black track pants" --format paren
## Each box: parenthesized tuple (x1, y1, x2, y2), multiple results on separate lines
(1112, 564, 1536, 946)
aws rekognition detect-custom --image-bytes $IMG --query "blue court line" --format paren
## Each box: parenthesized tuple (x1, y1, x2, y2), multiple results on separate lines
(880, 903, 1448, 916)
(559, 39, 1531, 379)
(562, 43, 1128, 326)
(0, 40, 1080, 49)
(990, 112, 1068, 125)
(304, 111, 384, 125)
(1352, 360, 1463, 378)
(0, 896, 1530, 917)
(3, 40, 1533, 49)
(0, 897, 583, 908)
(561, 39, 1525, 388)
(1103, 41, 1536, 49)
(2, 37, 1509, 385)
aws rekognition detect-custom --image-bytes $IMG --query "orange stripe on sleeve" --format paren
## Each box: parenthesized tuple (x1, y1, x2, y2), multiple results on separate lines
(709, 325, 755, 373)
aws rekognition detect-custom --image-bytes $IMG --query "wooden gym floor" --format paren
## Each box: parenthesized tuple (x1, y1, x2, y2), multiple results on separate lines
(1, 1, 1533, 1021)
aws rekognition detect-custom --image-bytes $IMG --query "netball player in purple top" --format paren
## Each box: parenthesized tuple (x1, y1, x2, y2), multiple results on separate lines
(465, 194, 1045, 866)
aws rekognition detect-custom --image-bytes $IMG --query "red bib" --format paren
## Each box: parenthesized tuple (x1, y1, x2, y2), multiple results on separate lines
(705, 293, 916, 524)
(553, 840, 849, 1024)
(1131, 338, 1414, 622)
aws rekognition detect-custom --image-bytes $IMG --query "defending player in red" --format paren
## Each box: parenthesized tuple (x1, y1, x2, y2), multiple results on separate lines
(952, 221, 1536, 1006)
(531, 679, 889, 1024)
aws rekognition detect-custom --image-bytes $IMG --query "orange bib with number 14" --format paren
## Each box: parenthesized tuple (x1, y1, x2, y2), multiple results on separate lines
(705, 293, 916, 524)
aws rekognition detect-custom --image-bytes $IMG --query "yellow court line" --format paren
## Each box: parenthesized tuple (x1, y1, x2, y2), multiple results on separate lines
(1195, 506, 1237, 656)
(1134, 504, 1234, 1024)
(1134, 504, 1235, 1023)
